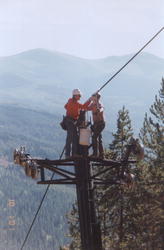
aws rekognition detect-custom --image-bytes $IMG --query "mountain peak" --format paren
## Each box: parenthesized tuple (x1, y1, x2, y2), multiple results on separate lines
(2, 48, 164, 62)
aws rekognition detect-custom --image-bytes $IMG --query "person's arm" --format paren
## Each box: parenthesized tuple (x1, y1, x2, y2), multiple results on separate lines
(80, 95, 96, 110)
(87, 103, 94, 111)
(64, 98, 71, 110)
(82, 99, 92, 109)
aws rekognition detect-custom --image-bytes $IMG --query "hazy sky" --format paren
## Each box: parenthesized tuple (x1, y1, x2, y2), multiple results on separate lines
(0, 0, 163, 58)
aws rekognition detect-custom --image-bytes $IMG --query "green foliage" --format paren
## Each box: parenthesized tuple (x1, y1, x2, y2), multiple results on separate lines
(66, 79, 164, 249)
(66, 203, 81, 250)
(109, 105, 133, 159)
(139, 78, 164, 249)
(140, 78, 164, 157)
(97, 106, 139, 249)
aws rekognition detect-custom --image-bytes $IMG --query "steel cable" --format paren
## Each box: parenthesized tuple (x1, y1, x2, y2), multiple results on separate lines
(20, 26, 164, 250)
(96, 27, 164, 93)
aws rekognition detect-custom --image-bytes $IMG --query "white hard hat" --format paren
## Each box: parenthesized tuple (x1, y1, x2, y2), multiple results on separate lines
(72, 89, 82, 96)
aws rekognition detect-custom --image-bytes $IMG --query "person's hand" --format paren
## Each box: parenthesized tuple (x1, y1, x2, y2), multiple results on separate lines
(92, 92, 98, 97)
(89, 96, 95, 101)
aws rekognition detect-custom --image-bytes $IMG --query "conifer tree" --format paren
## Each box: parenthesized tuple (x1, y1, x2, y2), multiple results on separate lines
(140, 78, 164, 166)
(139, 78, 164, 249)
(109, 105, 133, 160)
(66, 106, 135, 249)
(97, 106, 139, 249)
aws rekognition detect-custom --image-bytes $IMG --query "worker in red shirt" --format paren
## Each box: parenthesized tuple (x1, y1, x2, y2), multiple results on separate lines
(64, 89, 92, 158)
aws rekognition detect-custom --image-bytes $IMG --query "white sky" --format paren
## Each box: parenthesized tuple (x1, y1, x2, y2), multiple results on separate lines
(0, 0, 163, 58)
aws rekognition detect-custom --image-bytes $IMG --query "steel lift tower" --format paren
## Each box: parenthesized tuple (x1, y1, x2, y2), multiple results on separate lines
(14, 137, 143, 250)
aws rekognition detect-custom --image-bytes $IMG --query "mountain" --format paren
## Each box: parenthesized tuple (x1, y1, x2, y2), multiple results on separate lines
(0, 49, 163, 132)
(0, 104, 65, 159)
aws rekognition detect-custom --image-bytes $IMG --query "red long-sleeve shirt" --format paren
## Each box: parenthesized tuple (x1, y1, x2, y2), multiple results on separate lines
(64, 98, 91, 120)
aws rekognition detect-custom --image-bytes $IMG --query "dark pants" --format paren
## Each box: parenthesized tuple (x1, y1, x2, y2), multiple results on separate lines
(91, 121, 105, 157)
(65, 117, 78, 157)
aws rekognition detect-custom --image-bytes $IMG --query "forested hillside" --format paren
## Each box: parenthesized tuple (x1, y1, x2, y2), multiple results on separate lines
(0, 104, 65, 159)
(0, 104, 76, 250)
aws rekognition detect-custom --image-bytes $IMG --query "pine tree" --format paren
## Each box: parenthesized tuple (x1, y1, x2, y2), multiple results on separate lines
(97, 106, 140, 249)
(66, 106, 135, 249)
(109, 105, 133, 160)
(139, 78, 164, 249)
